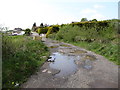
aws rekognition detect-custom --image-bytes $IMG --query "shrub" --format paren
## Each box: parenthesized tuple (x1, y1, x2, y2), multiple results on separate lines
(24, 28, 31, 36)
(40, 23, 44, 28)
(52, 25, 59, 33)
(32, 22, 36, 31)
(81, 18, 88, 22)
(91, 19, 97, 22)
(46, 27, 52, 38)
(2, 35, 49, 88)
(37, 28, 41, 35)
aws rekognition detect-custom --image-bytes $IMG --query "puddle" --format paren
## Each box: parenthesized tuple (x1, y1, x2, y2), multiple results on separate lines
(70, 50, 87, 54)
(49, 52, 78, 77)
(48, 45, 59, 52)
(58, 48, 74, 54)
(81, 55, 96, 70)
(49, 45, 59, 48)
(83, 55, 96, 61)
(83, 59, 93, 69)
(60, 44, 71, 47)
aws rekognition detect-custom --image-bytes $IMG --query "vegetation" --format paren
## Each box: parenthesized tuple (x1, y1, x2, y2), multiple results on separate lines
(48, 19, 120, 65)
(91, 19, 97, 22)
(2, 35, 50, 88)
(24, 28, 31, 36)
(32, 22, 37, 31)
(40, 23, 44, 28)
(36, 24, 60, 37)
(81, 18, 88, 22)
(37, 27, 49, 35)
(46, 27, 52, 38)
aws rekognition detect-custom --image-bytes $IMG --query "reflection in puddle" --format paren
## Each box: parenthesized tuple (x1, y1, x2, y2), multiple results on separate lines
(60, 44, 71, 47)
(49, 52, 78, 77)
(49, 45, 59, 48)
(83, 55, 96, 61)
(70, 50, 87, 54)
(83, 59, 92, 69)
(82, 55, 96, 70)
(47, 42, 96, 76)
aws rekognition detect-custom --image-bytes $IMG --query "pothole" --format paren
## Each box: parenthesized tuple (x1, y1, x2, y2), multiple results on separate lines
(49, 52, 78, 77)
(81, 55, 96, 70)
(83, 55, 96, 61)
(70, 50, 87, 54)
(83, 59, 93, 70)
(49, 45, 59, 48)
(60, 44, 71, 47)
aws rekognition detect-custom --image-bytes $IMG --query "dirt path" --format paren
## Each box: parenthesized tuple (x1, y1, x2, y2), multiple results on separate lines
(21, 36, 118, 88)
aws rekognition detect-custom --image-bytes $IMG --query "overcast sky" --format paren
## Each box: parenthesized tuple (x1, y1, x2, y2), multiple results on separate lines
(0, 0, 119, 30)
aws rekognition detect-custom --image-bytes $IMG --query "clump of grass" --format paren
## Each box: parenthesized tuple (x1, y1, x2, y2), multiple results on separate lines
(2, 35, 50, 88)
(71, 41, 118, 64)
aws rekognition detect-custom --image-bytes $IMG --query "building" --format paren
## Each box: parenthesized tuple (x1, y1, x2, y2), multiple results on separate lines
(14, 28, 22, 31)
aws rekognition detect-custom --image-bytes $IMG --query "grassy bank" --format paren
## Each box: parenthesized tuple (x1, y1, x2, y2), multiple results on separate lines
(48, 20, 119, 65)
(70, 41, 118, 65)
(2, 35, 50, 88)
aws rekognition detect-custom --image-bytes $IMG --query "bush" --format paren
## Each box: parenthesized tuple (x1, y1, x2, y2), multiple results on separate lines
(81, 18, 88, 22)
(45, 25, 59, 38)
(2, 35, 49, 88)
(46, 27, 52, 38)
(37, 28, 41, 35)
(24, 28, 31, 36)
(52, 25, 59, 33)
(91, 19, 97, 22)
(36, 24, 60, 36)
(37, 27, 50, 35)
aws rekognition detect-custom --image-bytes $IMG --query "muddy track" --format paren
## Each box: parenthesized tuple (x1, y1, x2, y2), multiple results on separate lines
(21, 37, 118, 88)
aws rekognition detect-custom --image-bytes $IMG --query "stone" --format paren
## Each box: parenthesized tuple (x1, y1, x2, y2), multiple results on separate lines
(47, 71, 52, 73)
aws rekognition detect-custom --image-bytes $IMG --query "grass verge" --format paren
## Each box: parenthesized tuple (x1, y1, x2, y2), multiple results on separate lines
(2, 35, 50, 88)
(69, 41, 119, 65)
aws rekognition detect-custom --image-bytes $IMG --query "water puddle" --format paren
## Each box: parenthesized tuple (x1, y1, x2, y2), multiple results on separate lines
(49, 52, 78, 77)
(49, 45, 59, 48)
(83, 55, 96, 61)
(48, 45, 59, 52)
(83, 59, 93, 69)
(60, 44, 71, 47)
(81, 55, 97, 70)
(46, 41, 96, 76)
(70, 50, 87, 54)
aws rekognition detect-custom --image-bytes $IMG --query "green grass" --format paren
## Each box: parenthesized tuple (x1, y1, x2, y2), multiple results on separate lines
(70, 41, 119, 65)
(2, 35, 50, 88)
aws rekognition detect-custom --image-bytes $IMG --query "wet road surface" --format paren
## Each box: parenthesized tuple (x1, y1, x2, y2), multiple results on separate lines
(21, 36, 118, 88)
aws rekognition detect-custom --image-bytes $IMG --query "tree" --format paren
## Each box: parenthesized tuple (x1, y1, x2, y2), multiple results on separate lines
(81, 18, 88, 22)
(40, 23, 44, 28)
(32, 22, 36, 31)
(92, 19, 97, 22)
(44, 24, 48, 27)
(33, 22, 36, 27)
(24, 28, 31, 36)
